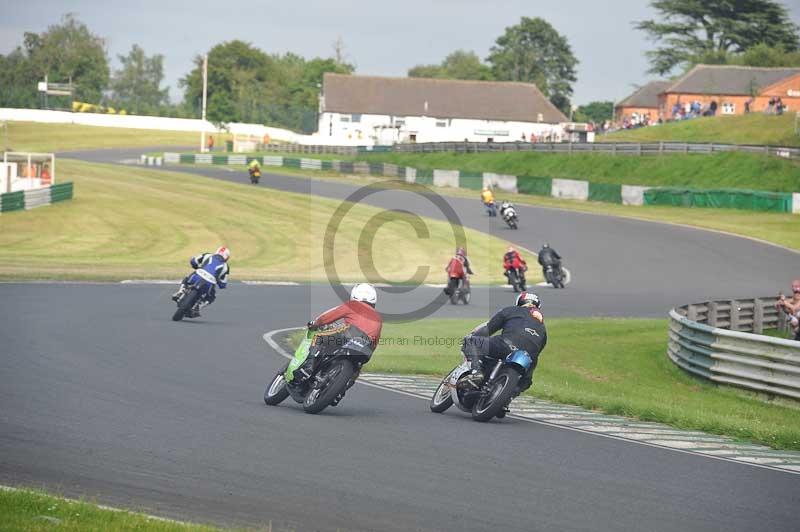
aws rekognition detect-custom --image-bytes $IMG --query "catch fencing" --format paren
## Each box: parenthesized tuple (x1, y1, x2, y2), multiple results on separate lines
(668, 298, 800, 399)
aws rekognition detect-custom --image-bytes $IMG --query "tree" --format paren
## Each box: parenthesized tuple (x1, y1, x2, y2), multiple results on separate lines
(486, 17, 578, 114)
(0, 13, 109, 107)
(574, 101, 614, 124)
(110, 45, 169, 114)
(408, 50, 494, 81)
(637, 0, 800, 75)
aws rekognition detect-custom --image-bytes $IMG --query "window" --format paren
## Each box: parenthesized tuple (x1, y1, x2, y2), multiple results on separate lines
(395, 118, 405, 127)
(352, 114, 362, 123)
(436, 119, 447, 128)
(722, 102, 736, 115)
(340, 115, 351, 122)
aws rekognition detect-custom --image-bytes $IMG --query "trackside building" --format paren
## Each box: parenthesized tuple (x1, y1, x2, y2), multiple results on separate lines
(317, 73, 568, 145)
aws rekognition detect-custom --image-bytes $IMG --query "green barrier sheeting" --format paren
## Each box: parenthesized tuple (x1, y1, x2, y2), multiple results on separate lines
(588, 182, 622, 204)
(357, 145, 392, 153)
(368, 163, 384, 175)
(283, 158, 301, 168)
(644, 187, 792, 212)
(321, 160, 333, 170)
(516, 176, 552, 196)
(50, 182, 74, 202)
(212, 155, 228, 165)
(415, 168, 433, 185)
(1, 191, 25, 212)
(179, 154, 194, 164)
(459, 171, 483, 190)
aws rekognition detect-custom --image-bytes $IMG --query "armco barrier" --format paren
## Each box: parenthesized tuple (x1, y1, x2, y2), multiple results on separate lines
(159, 151, 799, 213)
(0, 182, 73, 213)
(668, 298, 800, 399)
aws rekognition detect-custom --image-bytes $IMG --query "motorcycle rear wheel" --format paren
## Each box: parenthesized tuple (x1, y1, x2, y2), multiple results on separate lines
(303, 358, 355, 414)
(472, 368, 520, 422)
(172, 288, 199, 321)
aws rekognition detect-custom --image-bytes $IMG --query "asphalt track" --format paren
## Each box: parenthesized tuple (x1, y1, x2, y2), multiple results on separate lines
(0, 148, 797, 531)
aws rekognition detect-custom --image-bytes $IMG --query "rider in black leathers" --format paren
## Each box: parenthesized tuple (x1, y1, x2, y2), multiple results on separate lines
(537, 243, 562, 278)
(462, 292, 547, 394)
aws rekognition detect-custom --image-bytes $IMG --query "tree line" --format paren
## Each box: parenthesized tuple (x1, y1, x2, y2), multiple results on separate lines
(1, 2, 797, 131)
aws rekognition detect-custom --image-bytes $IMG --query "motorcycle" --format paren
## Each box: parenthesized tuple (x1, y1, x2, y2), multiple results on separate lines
(505, 267, 526, 293)
(430, 344, 533, 422)
(264, 327, 369, 414)
(249, 167, 261, 184)
(171, 269, 217, 321)
(543, 263, 566, 289)
(449, 276, 471, 305)
(501, 205, 518, 230)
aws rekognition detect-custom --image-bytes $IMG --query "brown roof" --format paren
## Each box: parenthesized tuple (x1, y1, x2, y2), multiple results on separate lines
(616, 81, 671, 109)
(322, 73, 568, 123)
(665, 65, 800, 96)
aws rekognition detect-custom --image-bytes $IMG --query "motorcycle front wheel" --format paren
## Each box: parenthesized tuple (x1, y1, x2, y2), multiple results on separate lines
(264, 363, 291, 406)
(430, 379, 454, 413)
(472, 368, 520, 422)
(302, 358, 355, 414)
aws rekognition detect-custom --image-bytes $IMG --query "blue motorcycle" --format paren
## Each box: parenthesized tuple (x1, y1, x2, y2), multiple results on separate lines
(430, 345, 533, 422)
(171, 268, 217, 321)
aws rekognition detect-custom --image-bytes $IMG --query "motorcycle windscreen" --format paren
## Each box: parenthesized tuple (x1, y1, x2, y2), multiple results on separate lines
(506, 350, 532, 371)
(284, 328, 315, 382)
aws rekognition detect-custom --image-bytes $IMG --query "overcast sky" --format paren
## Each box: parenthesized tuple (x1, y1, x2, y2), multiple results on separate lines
(3, 0, 800, 106)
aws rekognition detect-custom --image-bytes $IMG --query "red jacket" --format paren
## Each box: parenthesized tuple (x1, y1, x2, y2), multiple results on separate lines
(446, 256, 466, 279)
(313, 300, 383, 349)
(503, 251, 526, 271)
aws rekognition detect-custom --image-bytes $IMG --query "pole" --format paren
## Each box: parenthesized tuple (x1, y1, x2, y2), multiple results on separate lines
(200, 54, 208, 153)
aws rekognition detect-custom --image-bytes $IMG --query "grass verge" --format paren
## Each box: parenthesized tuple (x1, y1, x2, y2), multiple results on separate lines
(0, 160, 532, 284)
(290, 318, 800, 450)
(0, 487, 225, 532)
(357, 150, 800, 193)
(3, 121, 228, 153)
(600, 113, 800, 147)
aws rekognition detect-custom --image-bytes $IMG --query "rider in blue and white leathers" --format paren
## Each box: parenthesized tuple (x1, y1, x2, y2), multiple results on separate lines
(172, 246, 231, 317)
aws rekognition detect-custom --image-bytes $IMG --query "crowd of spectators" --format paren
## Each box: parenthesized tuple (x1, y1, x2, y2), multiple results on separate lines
(776, 280, 800, 341)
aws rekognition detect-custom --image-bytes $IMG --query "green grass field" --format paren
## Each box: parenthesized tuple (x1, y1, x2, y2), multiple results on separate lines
(0, 488, 225, 532)
(601, 113, 800, 147)
(292, 318, 800, 450)
(4, 121, 224, 152)
(0, 160, 531, 284)
(357, 150, 800, 193)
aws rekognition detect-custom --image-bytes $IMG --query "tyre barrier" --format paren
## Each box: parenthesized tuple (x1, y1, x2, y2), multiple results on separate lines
(159, 152, 800, 214)
(0, 182, 73, 213)
(668, 298, 800, 400)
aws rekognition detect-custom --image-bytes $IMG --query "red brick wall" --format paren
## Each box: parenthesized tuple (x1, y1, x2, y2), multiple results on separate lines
(614, 106, 660, 122)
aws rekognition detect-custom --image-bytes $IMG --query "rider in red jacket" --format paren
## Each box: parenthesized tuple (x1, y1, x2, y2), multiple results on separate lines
(503, 246, 528, 285)
(444, 247, 474, 296)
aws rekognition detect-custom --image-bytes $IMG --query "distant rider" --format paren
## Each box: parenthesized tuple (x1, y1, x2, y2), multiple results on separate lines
(499, 200, 514, 219)
(503, 246, 527, 284)
(444, 247, 474, 296)
(481, 186, 496, 217)
(248, 158, 261, 181)
(302, 283, 383, 397)
(463, 292, 547, 407)
(172, 246, 231, 317)
(537, 243, 562, 276)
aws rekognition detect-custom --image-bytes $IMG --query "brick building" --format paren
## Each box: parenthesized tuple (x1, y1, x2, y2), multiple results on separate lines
(658, 65, 800, 116)
(614, 80, 671, 122)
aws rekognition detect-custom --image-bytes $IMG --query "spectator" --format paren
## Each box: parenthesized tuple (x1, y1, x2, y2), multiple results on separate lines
(744, 98, 753, 114)
(776, 279, 800, 340)
(521, 132, 527, 141)
(207, 134, 214, 152)
(767, 97, 776, 114)
(709, 100, 718, 116)
(776, 97, 785, 115)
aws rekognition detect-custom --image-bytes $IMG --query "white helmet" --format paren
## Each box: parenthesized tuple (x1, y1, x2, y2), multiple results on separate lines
(215, 246, 231, 261)
(350, 283, 377, 306)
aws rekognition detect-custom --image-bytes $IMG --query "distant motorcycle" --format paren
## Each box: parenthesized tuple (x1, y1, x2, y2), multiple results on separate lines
(543, 263, 566, 289)
(449, 276, 471, 305)
(506, 267, 526, 293)
(264, 327, 369, 414)
(171, 269, 217, 321)
(501, 205, 518, 230)
(430, 344, 533, 422)
(249, 167, 261, 184)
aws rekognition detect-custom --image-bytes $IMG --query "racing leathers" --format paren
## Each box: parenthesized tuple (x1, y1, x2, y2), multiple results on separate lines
(538, 246, 562, 269)
(444, 254, 474, 296)
(463, 305, 547, 393)
(173, 253, 230, 314)
(503, 250, 527, 284)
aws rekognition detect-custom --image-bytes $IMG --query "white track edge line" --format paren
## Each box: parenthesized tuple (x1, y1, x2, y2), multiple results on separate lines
(262, 327, 799, 476)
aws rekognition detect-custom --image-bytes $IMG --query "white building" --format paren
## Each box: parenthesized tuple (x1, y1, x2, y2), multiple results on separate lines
(317, 73, 569, 145)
